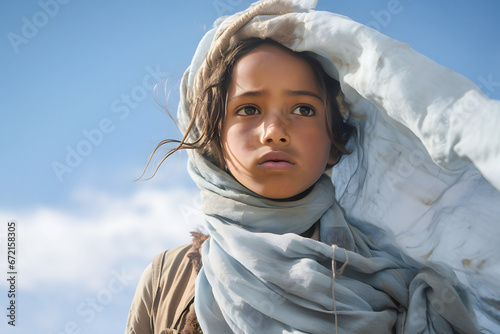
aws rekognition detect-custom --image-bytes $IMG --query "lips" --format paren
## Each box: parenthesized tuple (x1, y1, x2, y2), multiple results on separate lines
(258, 151, 294, 169)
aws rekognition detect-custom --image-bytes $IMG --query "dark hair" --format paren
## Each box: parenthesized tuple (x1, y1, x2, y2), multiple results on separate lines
(141, 37, 354, 179)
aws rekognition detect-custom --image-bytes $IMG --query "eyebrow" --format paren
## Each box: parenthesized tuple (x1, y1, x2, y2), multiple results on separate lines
(228, 89, 324, 103)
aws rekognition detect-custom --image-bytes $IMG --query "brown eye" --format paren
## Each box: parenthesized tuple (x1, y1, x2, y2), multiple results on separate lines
(236, 106, 260, 116)
(292, 106, 315, 116)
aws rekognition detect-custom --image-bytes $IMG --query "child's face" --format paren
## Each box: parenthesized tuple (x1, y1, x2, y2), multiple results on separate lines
(221, 44, 336, 199)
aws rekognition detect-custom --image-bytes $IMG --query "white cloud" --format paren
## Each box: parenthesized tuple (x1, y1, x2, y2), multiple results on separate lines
(0, 185, 205, 291)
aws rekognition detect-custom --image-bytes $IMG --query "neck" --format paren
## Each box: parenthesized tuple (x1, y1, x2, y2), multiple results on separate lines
(269, 185, 314, 202)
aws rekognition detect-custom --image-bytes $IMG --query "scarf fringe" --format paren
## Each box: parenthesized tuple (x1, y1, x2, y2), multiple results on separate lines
(332, 245, 349, 334)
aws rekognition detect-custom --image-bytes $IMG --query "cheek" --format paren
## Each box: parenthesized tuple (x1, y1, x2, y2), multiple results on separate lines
(223, 122, 254, 147)
(220, 128, 232, 164)
(220, 124, 249, 166)
(303, 128, 332, 166)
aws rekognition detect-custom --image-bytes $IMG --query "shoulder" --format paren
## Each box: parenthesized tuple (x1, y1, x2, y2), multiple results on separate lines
(126, 234, 208, 333)
(135, 243, 195, 299)
(153, 244, 194, 282)
(155, 232, 208, 279)
(125, 244, 193, 334)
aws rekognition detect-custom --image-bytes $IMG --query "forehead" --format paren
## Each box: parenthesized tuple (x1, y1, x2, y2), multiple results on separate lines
(237, 43, 307, 66)
(230, 44, 321, 89)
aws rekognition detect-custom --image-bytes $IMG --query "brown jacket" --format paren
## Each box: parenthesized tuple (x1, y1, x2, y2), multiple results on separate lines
(125, 233, 207, 334)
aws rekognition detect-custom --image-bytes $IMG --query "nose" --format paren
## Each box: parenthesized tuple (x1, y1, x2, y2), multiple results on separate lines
(261, 113, 290, 145)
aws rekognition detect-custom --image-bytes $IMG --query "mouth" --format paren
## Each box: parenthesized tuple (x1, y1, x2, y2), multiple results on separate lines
(258, 151, 294, 169)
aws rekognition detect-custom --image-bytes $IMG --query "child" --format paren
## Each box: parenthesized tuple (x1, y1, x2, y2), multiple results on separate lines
(126, 0, 500, 333)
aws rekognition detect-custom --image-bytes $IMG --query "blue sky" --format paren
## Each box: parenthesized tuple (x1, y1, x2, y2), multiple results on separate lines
(1, 1, 499, 333)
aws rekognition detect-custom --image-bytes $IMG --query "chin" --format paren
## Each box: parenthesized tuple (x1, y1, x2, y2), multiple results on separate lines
(255, 186, 311, 201)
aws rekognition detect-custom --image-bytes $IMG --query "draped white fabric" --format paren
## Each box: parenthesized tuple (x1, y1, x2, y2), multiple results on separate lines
(176, 0, 500, 332)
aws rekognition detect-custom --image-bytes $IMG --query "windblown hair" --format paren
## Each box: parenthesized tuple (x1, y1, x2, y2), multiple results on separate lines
(141, 37, 355, 179)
